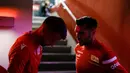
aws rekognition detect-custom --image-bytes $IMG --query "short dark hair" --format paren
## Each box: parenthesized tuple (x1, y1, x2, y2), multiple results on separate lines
(76, 16, 97, 29)
(43, 16, 67, 39)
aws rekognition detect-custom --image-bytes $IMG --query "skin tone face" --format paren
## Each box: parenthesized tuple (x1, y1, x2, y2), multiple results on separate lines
(75, 25, 95, 46)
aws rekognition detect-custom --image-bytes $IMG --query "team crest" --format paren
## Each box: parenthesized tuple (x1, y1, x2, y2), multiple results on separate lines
(91, 54, 99, 63)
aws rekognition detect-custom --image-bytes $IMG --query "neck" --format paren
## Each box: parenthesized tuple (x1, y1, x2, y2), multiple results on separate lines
(31, 30, 42, 44)
(85, 38, 96, 48)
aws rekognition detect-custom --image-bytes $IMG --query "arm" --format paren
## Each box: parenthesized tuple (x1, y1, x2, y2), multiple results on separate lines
(8, 43, 29, 73)
(102, 51, 128, 73)
(0, 65, 7, 73)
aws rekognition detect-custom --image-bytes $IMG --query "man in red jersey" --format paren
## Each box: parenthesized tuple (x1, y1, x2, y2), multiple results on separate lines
(0, 65, 7, 73)
(8, 16, 67, 73)
(74, 16, 128, 73)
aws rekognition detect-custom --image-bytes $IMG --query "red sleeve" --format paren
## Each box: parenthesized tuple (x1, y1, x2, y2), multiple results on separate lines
(102, 48, 128, 73)
(0, 65, 7, 73)
(8, 42, 29, 73)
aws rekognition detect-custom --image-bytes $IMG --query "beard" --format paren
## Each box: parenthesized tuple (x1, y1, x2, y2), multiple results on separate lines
(85, 39, 93, 46)
(79, 38, 93, 46)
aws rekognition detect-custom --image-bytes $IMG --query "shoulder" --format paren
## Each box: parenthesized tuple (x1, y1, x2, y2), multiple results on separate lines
(9, 33, 31, 58)
(95, 40, 114, 54)
(95, 41, 118, 66)
(95, 40, 116, 59)
(0, 65, 7, 73)
(16, 31, 34, 47)
(9, 41, 28, 55)
(97, 42, 117, 65)
(12, 32, 30, 50)
(18, 32, 32, 41)
(101, 44, 115, 56)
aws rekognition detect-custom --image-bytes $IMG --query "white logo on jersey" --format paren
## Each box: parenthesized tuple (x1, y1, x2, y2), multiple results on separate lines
(76, 50, 83, 58)
(76, 54, 81, 57)
(76, 50, 83, 62)
(77, 50, 83, 54)
(21, 43, 26, 50)
(111, 62, 120, 69)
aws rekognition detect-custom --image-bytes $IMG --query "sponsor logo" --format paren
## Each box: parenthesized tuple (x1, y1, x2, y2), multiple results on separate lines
(21, 43, 26, 50)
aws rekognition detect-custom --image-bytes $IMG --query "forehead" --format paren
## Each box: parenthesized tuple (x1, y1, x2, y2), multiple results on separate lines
(75, 25, 86, 32)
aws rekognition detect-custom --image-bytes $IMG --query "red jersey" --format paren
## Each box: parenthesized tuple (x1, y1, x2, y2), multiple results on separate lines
(8, 32, 42, 73)
(0, 65, 7, 73)
(75, 41, 128, 73)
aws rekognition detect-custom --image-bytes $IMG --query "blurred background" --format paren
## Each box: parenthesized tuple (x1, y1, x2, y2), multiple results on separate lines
(0, 0, 130, 73)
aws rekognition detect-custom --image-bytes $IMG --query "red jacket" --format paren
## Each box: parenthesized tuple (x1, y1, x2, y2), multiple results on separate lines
(0, 65, 7, 73)
(75, 40, 128, 73)
(8, 32, 42, 73)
